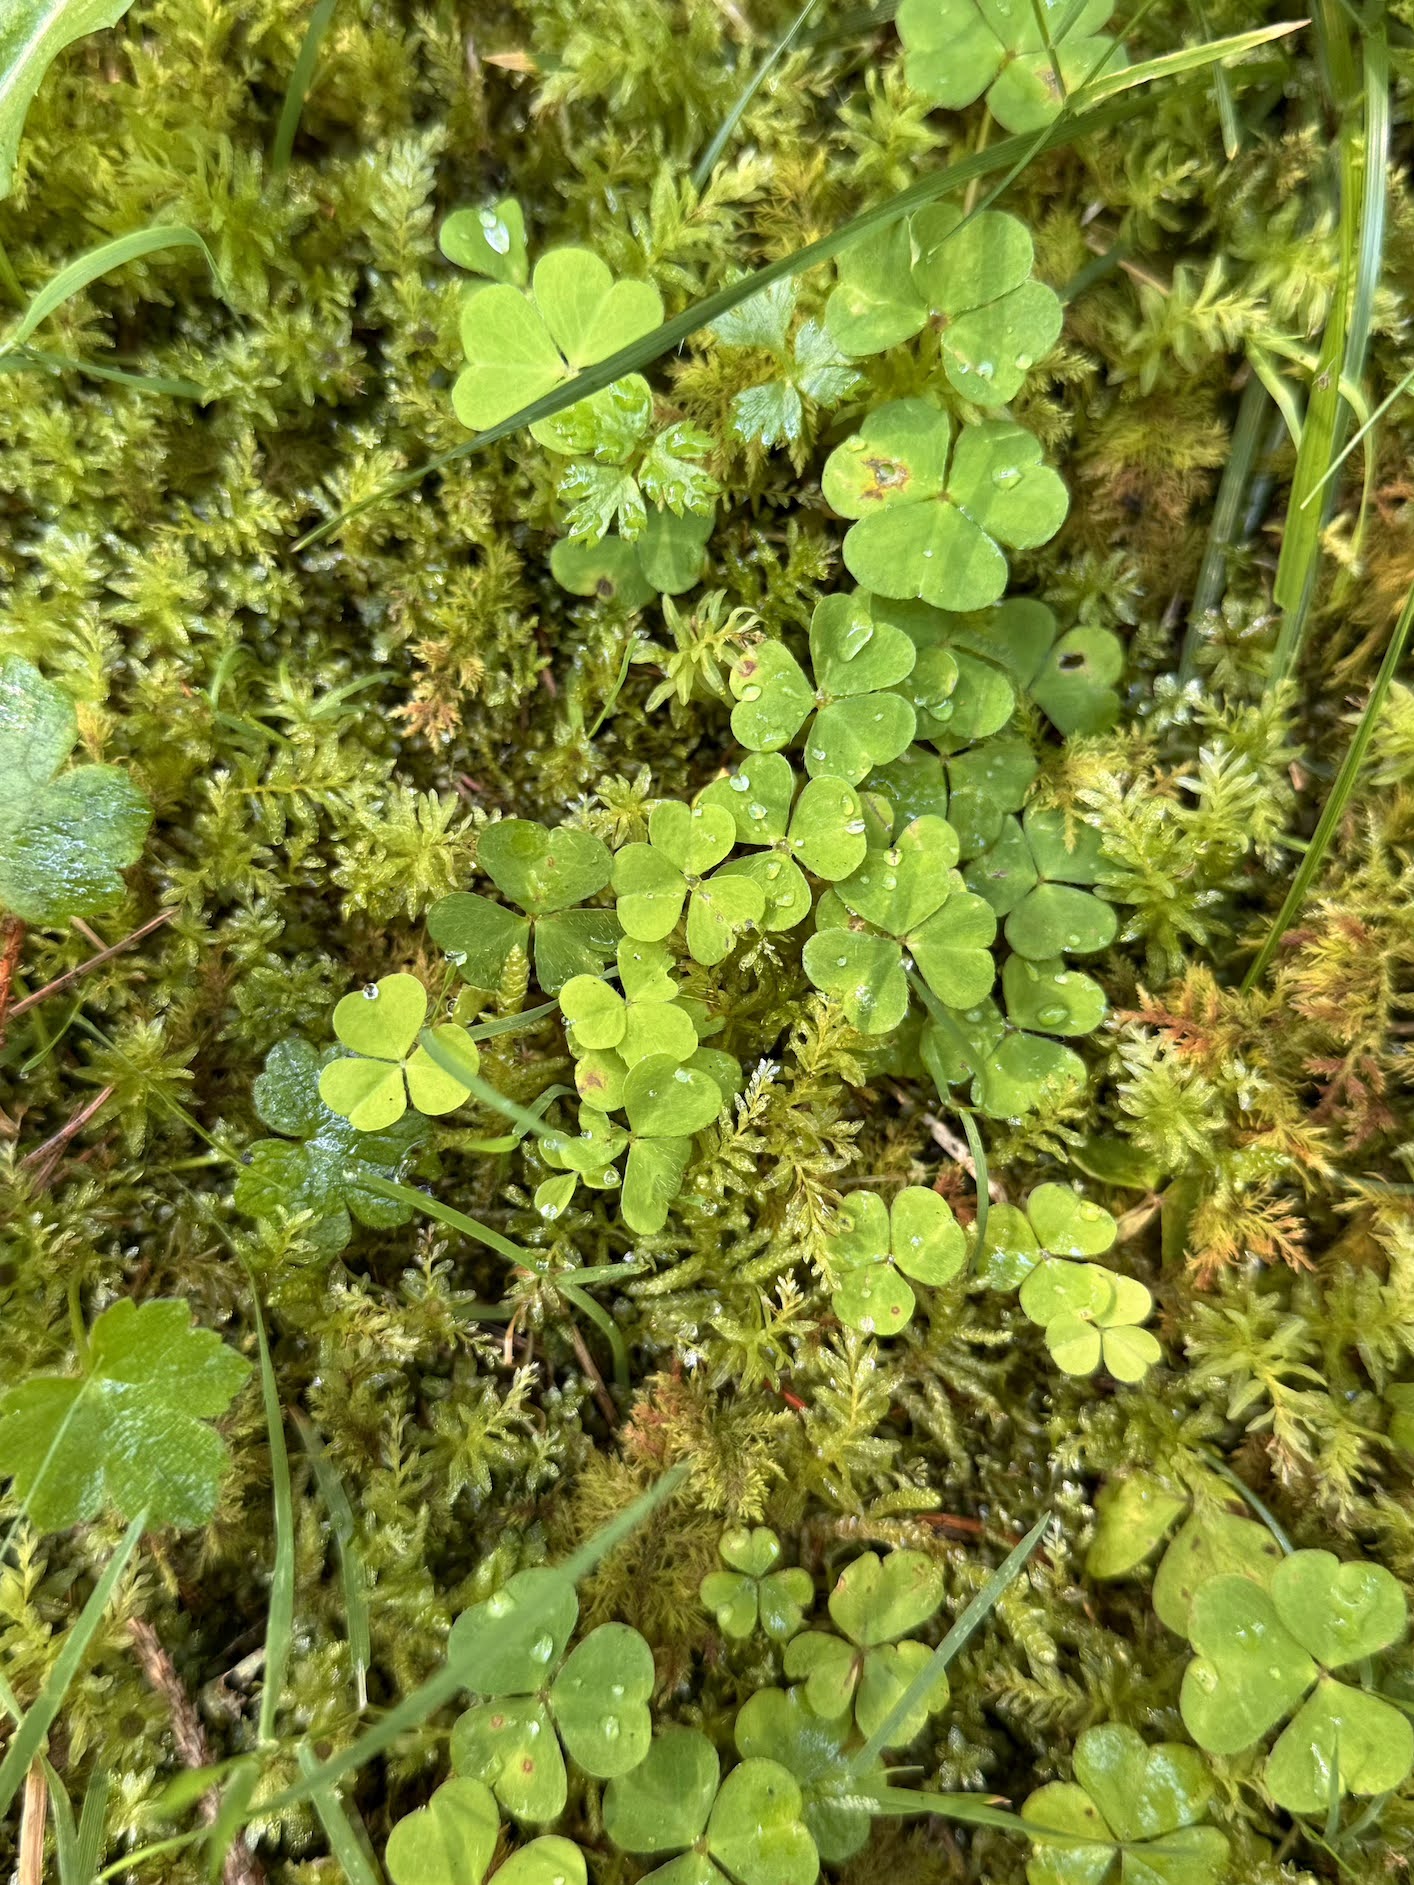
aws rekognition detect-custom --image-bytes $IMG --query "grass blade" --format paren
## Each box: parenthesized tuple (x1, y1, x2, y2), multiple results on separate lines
(296, 1746, 384, 1885)
(251, 1293, 295, 1747)
(291, 89, 1154, 551)
(259, 1463, 688, 1815)
(293, 1412, 371, 1712)
(850, 1510, 1050, 1769)
(75, 1767, 110, 1884)
(1180, 373, 1272, 681)
(1243, 578, 1414, 990)
(271, 0, 339, 174)
(361, 1173, 537, 1265)
(0, 344, 204, 396)
(0, 1513, 146, 1823)
(1078, 20, 1305, 105)
(3, 225, 220, 352)
(692, 0, 824, 191)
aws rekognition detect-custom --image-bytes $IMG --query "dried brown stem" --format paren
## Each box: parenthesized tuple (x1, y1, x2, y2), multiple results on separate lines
(8, 909, 175, 1023)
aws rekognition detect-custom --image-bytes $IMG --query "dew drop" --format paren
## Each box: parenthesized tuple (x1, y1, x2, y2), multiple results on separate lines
(747, 801, 768, 820)
(1036, 1004, 1069, 1027)
(841, 620, 874, 659)
(1015, 351, 1033, 370)
(740, 684, 762, 703)
(361, 984, 380, 999)
(844, 818, 866, 835)
(836, 955, 849, 968)
(729, 773, 750, 793)
(603, 1716, 621, 1740)
(530, 1634, 555, 1664)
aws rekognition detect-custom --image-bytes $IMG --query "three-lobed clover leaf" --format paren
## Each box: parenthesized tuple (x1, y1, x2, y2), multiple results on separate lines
(603, 1729, 819, 1885)
(449, 1569, 656, 1822)
(783, 1549, 946, 1746)
(826, 205, 1062, 406)
(1022, 1722, 1229, 1885)
(0, 655, 152, 925)
(821, 400, 1068, 613)
(550, 507, 714, 606)
(559, 938, 699, 1069)
(0, 1298, 250, 1532)
(613, 800, 766, 965)
(943, 597, 1123, 737)
(453, 248, 662, 430)
(234, 1035, 422, 1257)
(729, 594, 920, 784)
(698, 752, 870, 930)
(917, 992, 1088, 1120)
(712, 277, 861, 451)
(822, 1186, 966, 1335)
(385, 1777, 583, 1885)
(897, 0, 1127, 135)
(1151, 1508, 1283, 1640)
(976, 1181, 1116, 1290)
(734, 1687, 889, 1866)
(1019, 1258, 1160, 1383)
(803, 814, 998, 1032)
(318, 974, 480, 1131)
(429, 819, 619, 995)
(1180, 1549, 1414, 1813)
(700, 1527, 814, 1641)
(441, 198, 530, 286)
(965, 806, 1116, 959)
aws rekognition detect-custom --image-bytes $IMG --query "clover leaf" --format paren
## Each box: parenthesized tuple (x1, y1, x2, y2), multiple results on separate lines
(942, 598, 1124, 737)
(1180, 1549, 1413, 1812)
(826, 204, 1062, 406)
(613, 800, 766, 965)
(0, 1298, 250, 1532)
(898, 0, 1127, 135)
(700, 1527, 814, 1641)
(783, 1549, 946, 1746)
(234, 1036, 422, 1257)
(449, 1570, 656, 1822)
(1019, 1259, 1160, 1382)
(385, 1777, 500, 1885)
(734, 1686, 889, 1865)
(965, 807, 1117, 958)
(619, 1053, 728, 1233)
(429, 820, 619, 995)
(560, 938, 699, 1069)
(712, 277, 861, 451)
(1151, 1509, 1283, 1639)
(942, 733, 1038, 857)
(917, 994, 1087, 1119)
(1022, 1722, 1229, 1885)
(822, 400, 1068, 613)
(604, 1731, 819, 1885)
(698, 754, 870, 926)
(317, 975, 480, 1131)
(0, 655, 152, 925)
(729, 593, 920, 784)
(441, 199, 529, 285)
(822, 1186, 965, 1335)
(551, 507, 715, 604)
(453, 248, 662, 430)
(1085, 1473, 1188, 1582)
(803, 815, 998, 1030)
(976, 1181, 1115, 1289)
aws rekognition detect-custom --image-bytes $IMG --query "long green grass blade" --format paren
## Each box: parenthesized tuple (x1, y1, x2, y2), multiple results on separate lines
(0, 1513, 146, 1822)
(1244, 579, 1414, 991)
(692, 0, 824, 190)
(271, 0, 338, 174)
(850, 1510, 1050, 1769)
(293, 1411, 371, 1711)
(1080, 20, 1303, 104)
(251, 1293, 295, 1747)
(3, 225, 220, 352)
(1180, 373, 1272, 681)
(296, 1745, 384, 1885)
(292, 89, 1156, 551)
(46, 1758, 110, 1885)
(259, 1463, 687, 1816)
(361, 1173, 536, 1265)
(0, 344, 205, 396)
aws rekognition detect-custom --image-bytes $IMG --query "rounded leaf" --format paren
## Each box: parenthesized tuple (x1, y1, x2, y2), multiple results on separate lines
(730, 641, 815, 752)
(1027, 1183, 1116, 1258)
(455, 285, 566, 429)
(651, 798, 736, 878)
(448, 1568, 579, 1696)
(318, 1056, 408, 1132)
(890, 1186, 966, 1285)
(1270, 1550, 1407, 1669)
(1019, 1257, 1114, 1326)
(701, 1569, 760, 1638)
(441, 199, 528, 283)
(975, 1031, 1086, 1118)
(613, 843, 687, 940)
(715, 852, 812, 930)
(550, 1622, 655, 1777)
(1031, 626, 1123, 736)
(604, 1727, 719, 1853)
(479, 820, 612, 915)
(1086, 1475, 1187, 1582)
(1044, 1312, 1104, 1377)
(1003, 956, 1107, 1036)
(801, 929, 909, 1035)
(1072, 1722, 1214, 1844)
(495, 1838, 588, 1885)
(1181, 1576, 1315, 1756)
(623, 1055, 724, 1137)
(450, 1698, 566, 1822)
(1264, 1679, 1414, 1813)
(332, 974, 427, 1059)
(810, 593, 919, 698)
(836, 816, 957, 934)
(1152, 1511, 1283, 1640)
(560, 975, 627, 1051)
(707, 1758, 818, 1885)
(789, 776, 870, 878)
(1100, 1324, 1161, 1383)
(828, 1548, 944, 1647)
(405, 1025, 479, 1116)
(385, 1777, 499, 1885)
(834, 1261, 917, 1336)
(687, 870, 766, 965)
(550, 536, 654, 609)
(531, 249, 662, 366)
(909, 890, 998, 1009)
(429, 892, 531, 988)
(975, 1200, 1042, 1290)
(699, 752, 796, 844)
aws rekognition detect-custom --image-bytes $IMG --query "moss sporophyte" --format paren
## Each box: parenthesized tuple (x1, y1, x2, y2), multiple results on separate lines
(2, 6, 1409, 1884)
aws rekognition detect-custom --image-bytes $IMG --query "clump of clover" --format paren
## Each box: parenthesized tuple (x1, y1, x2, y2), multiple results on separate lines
(825, 204, 1062, 407)
(897, 0, 1127, 134)
(821, 399, 1068, 613)
(1179, 1549, 1414, 1814)
(0, 655, 152, 925)
(701, 1527, 814, 1642)
(710, 276, 861, 463)
(234, 1035, 422, 1258)
(821, 1186, 966, 1335)
(447, 1569, 656, 1822)
(317, 973, 481, 1132)
(428, 818, 620, 996)
(1022, 1722, 1229, 1885)
(783, 1549, 947, 1746)
(385, 1776, 582, 1885)
(604, 1727, 818, 1885)
(977, 1184, 1159, 1383)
